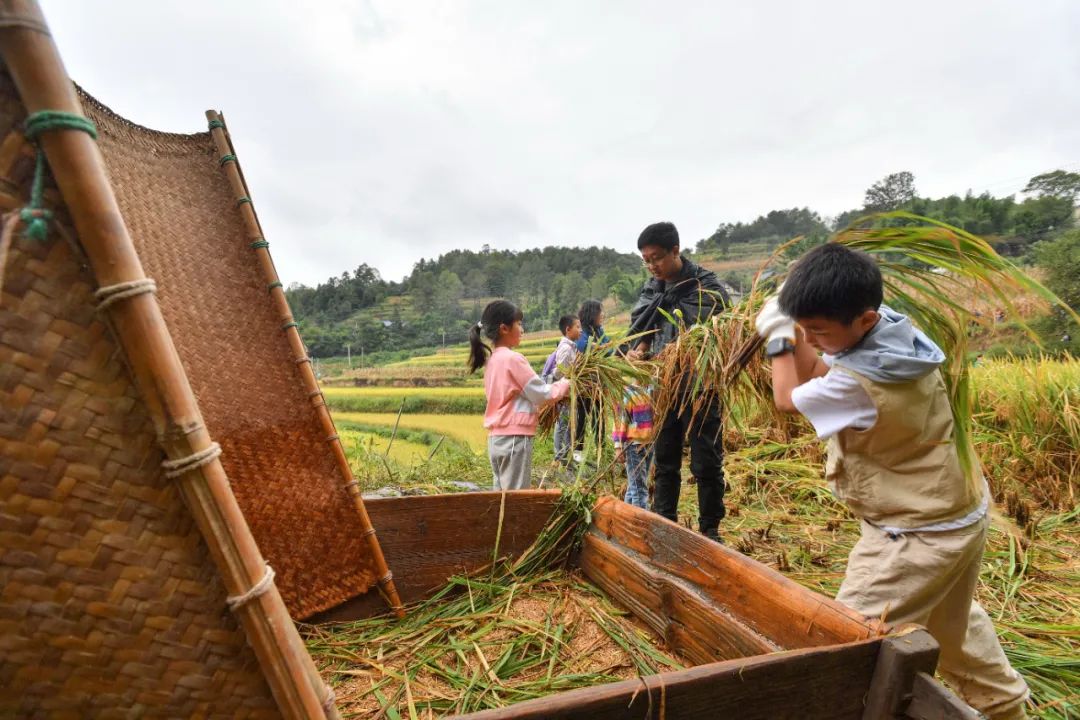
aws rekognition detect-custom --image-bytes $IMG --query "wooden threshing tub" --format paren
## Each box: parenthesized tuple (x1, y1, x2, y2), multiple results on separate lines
(0, 1, 978, 717)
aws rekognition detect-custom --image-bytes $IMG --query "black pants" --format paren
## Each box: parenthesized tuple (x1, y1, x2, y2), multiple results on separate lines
(651, 399, 725, 532)
(572, 396, 598, 452)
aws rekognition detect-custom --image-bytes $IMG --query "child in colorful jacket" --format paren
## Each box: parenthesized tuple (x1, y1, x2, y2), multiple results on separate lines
(612, 384, 654, 509)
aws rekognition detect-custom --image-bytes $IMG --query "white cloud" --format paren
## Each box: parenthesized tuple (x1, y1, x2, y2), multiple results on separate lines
(42, 0, 1080, 284)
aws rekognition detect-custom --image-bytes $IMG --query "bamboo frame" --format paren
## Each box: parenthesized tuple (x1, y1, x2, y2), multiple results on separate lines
(0, 1, 335, 717)
(205, 111, 404, 618)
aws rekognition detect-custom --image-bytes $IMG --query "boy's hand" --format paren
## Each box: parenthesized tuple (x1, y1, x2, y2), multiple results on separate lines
(755, 295, 796, 342)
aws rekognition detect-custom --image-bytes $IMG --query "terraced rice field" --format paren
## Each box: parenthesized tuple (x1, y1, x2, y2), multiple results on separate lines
(327, 386, 484, 397)
(387, 329, 627, 369)
(333, 412, 489, 450)
(324, 386, 485, 414)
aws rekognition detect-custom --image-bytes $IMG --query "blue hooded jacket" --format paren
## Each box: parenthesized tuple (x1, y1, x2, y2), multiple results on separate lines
(827, 306, 946, 383)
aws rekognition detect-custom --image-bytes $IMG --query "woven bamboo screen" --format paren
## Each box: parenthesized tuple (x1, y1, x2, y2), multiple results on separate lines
(0, 72, 280, 717)
(71, 91, 384, 620)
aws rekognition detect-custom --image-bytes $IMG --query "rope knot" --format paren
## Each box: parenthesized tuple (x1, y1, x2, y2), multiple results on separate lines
(19, 207, 53, 241)
(18, 110, 97, 242)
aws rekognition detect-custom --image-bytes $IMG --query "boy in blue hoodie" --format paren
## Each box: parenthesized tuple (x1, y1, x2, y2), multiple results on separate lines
(756, 244, 1028, 720)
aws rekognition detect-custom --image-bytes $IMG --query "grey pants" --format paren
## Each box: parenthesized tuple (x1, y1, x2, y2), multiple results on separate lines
(488, 435, 534, 490)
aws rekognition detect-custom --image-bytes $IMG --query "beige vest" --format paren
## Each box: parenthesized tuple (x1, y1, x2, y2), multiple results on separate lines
(825, 367, 980, 528)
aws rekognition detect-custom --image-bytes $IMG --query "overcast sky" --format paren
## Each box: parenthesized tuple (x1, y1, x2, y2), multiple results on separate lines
(43, 1, 1080, 285)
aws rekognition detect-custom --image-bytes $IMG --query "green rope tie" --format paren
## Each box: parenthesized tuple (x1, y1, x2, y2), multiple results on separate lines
(267, 281, 283, 292)
(219, 153, 237, 166)
(236, 196, 251, 207)
(25, 111, 98, 141)
(21, 111, 98, 241)
(281, 321, 299, 331)
(249, 239, 269, 250)
(208, 119, 225, 130)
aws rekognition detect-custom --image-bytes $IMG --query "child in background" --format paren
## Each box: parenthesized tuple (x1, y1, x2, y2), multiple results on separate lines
(550, 314, 581, 465)
(612, 384, 654, 509)
(572, 299, 610, 462)
(469, 300, 570, 491)
(756, 244, 1029, 720)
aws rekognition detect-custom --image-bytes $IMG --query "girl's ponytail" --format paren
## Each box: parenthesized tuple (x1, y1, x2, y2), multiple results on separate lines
(467, 321, 491, 373)
(468, 299, 524, 373)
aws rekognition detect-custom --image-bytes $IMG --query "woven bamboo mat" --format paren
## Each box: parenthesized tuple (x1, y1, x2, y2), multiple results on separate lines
(0, 73, 279, 717)
(76, 90, 381, 620)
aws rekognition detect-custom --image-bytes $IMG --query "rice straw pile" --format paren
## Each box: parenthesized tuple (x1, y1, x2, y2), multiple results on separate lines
(301, 488, 683, 718)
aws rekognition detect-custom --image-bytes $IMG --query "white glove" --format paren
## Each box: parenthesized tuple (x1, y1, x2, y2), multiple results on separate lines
(754, 295, 796, 343)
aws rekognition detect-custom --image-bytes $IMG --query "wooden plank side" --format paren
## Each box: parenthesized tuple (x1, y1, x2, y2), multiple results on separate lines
(458, 638, 883, 719)
(310, 491, 560, 621)
(580, 530, 778, 664)
(862, 629, 939, 719)
(590, 497, 882, 648)
(906, 673, 982, 720)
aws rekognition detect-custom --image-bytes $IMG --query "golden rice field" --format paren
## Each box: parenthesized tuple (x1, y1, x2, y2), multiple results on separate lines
(391, 349, 552, 367)
(338, 429, 433, 464)
(333, 411, 489, 450)
(326, 386, 484, 398)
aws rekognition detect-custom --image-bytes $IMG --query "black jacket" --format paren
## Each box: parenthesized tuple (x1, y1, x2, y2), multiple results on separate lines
(627, 257, 730, 357)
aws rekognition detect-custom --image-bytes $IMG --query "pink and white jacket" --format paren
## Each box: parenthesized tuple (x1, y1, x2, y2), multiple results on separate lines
(483, 347, 570, 436)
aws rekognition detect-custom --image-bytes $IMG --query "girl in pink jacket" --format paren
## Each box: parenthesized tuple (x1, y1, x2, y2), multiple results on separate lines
(468, 300, 570, 490)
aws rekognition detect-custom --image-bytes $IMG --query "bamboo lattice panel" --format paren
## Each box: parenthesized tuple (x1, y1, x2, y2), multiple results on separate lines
(78, 90, 381, 619)
(0, 74, 279, 717)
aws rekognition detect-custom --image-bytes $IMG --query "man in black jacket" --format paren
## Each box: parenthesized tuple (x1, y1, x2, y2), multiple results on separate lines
(627, 222, 730, 542)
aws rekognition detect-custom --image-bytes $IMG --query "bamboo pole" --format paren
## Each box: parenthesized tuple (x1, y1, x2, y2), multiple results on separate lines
(0, 2, 337, 717)
(205, 110, 405, 618)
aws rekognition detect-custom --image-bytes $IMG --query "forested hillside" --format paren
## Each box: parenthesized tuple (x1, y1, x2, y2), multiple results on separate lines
(287, 246, 648, 357)
(290, 170, 1080, 358)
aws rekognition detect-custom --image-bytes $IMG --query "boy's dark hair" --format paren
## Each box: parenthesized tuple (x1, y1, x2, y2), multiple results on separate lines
(558, 314, 579, 334)
(779, 243, 883, 324)
(468, 299, 524, 373)
(577, 300, 603, 335)
(637, 221, 679, 251)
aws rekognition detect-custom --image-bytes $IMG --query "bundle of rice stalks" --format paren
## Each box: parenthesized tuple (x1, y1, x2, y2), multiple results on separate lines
(536, 336, 654, 444)
(649, 294, 775, 438)
(651, 212, 1077, 471)
(302, 487, 683, 718)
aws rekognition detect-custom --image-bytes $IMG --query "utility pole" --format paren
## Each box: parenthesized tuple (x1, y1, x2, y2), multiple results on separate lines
(360, 344, 364, 366)
(346, 343, 352, 369)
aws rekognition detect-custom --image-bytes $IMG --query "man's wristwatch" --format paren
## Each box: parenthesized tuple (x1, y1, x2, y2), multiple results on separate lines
(765, 337, 796, 357)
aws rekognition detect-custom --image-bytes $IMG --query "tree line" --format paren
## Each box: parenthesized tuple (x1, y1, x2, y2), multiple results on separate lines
(696, 170, 1079, 257)
(287, 246, 647, 358)
(290, 169, 1080, 359)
